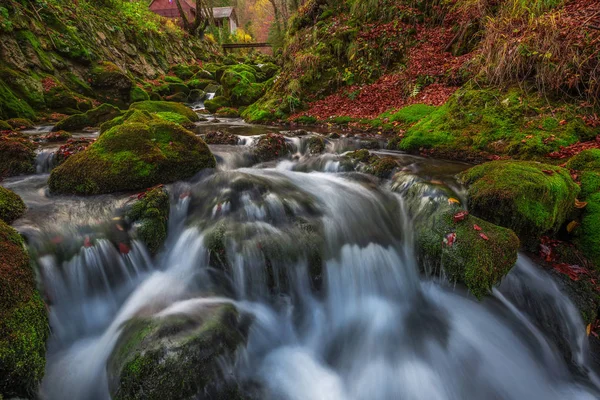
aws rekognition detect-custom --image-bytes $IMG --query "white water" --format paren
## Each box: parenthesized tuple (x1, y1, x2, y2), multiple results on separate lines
(6, 128, 596, 399)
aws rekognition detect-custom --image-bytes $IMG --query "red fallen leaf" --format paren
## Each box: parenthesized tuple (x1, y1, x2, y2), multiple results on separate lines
(559, 120, 567, 126)
(118, 243, 130, 254)
(542, 169, 555, 175)
(479, 233, 489, 241)
(453, 211, 468, 223)
(473, 224, 482, 231)
(84, 236, 92, 248)
(444, 232, 456, 247)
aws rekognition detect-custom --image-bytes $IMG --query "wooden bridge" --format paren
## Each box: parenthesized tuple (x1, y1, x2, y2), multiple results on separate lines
(221, 42, 272, 53)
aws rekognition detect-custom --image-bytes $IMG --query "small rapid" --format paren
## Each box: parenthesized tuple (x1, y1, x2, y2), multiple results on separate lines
(5, 120, 598, 400)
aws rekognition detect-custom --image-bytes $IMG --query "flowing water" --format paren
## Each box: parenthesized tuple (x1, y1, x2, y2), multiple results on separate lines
(4, 119, 600, 400)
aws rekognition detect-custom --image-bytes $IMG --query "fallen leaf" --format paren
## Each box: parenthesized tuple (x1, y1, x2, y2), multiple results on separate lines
(479, 233, 489, 241)
(118, 242, 130, 254)
(575, 199, 588, 209)
(444, 232, 456, 247)
(473, 224, 482, 231)
(567, 220, 580, 233)
(453, 211, 468, 223)
(542, 169, 555, 175)
(448, 197, 460, 205)
(587, 324, 592, 336)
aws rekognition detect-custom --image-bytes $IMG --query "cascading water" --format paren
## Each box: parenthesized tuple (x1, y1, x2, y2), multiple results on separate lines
(6, 121, 599, 399)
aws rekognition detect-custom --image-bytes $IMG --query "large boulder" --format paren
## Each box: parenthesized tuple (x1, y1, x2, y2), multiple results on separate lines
(107, 304, 246, 400)
(0, 220, 49, 398)
(460, 161, 579, 244)
(89, 62, 133, 106)
(48, 116, 215, 195)
(0, 186, 26, 224)
(204, 96, 231, 114)
(394, 174, 520, 299)
(53, 103, 122, 132)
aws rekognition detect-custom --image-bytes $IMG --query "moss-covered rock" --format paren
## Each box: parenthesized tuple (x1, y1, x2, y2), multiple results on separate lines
(107, 304, 246, 400)
(259, 63, 279, 80)
(460, 161, 579, 244)
(192, 69, 214, 80)
(89, 61, 133, 105)
(0, 135, 36, 177)
(395, 176, 520, 298)
(253, 133, 291, 162)
(7, 118, 34, 130)
(307, 136, 325, 154)
(43, 130, 72, 142)
(367, 157, 398, 179)
(203, 131, 239, 145)
(187, 79, 215, 91)
(48, 117, 215, 195)
(398, 87, 596, 160)
(215, 107, 240, 118)
(0, 186, 26, 224)
(0, 80, 36, 120)
(188, 89, 206, 102)
(129, 87, 150, 103)
(155, 112, 194, 128)
(230, 81, 265, 107)
(53, 103, 122, 132)
(204, 96, 230, 114)
(127, 187, 169, 255)
(566, 149, 600, 172)
(129, 101, 199, 122)
(0, 220, 49, 398)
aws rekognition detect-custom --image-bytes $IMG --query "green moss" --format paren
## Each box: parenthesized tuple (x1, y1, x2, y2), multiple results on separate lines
(0, 136, 36, 177)
(187, 79, 215, 91)
(241, 101, 277, 123)
(127, 187, 169, 255)
(0, 120, 10, 130)
(0, 80, 36, 120)
(155, 112, 192, 126)
(399, 87, 596, 159)
(0, 221, 49, 397)
(374, 104, 437, 131)
(204, 96, 230, 114)
(187, 89, 205, 102)
(214, 107, 240, 118)
(54, 103, 122, 131)
(48, 118, 215, 195)
(129, 101, 199, 122)
(400, 179, 520, 298)
(307, 136, 325, 154)
(130, 87, 150, 103)
(230, 81, 265, 106)
(367, 157, 398, 178)
(191, 69, 214, 80)
(163, 76, 184, 84)
(0, 67, 45, 110)
(0, 187, 26, 224)
(579, 171, 600, 200)
(108, 305, 244, 400)
(576, 193, 600, 269)
(330, 116, 354, 125)
(461, 161, 579, 244)
(6, 119, 34, 130)
(346, 149, 375, 163)
(566, 149, 600, 172)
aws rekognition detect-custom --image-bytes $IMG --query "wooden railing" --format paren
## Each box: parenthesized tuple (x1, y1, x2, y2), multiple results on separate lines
(222, 43, 272, 52)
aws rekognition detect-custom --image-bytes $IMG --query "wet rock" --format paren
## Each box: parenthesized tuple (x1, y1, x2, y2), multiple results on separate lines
(48, 115, 215, 195)
(0, 220, 49, 398)
(394, 174, 520, 299)
(53, 103, 122, 132)
(215, 107, 240, 118)
(366, 157, 399, 179)
(126, 187, 170, 255)
(307, 136, 325, 154)
(43, 130, 72, 142)
(205, 96, 231, 114)
(204, 131, 239, 145)
(252, 133, 291, 162)
(460, 161, 579, 247)
(89, 61, 133, 105)
(0, 133, 36, 177)
(107, 304, 246, 400)
(0, 186, 26, 224)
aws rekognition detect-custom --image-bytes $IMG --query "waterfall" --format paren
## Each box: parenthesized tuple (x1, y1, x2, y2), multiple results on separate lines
(14, 131, 596, 399)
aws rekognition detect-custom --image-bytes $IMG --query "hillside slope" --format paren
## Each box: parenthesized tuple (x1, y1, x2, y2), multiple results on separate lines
(0, 0, 220, 120)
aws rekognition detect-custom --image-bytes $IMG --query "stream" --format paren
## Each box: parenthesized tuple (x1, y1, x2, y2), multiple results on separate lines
(3, 118, 600, 400)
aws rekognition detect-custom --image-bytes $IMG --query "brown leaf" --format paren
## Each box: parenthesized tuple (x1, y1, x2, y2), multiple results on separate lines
(567, 220, 580, 233)
(575, 199, 588, 209)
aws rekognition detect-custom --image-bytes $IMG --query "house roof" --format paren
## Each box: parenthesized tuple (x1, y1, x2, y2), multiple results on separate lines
(149, 0, 195, 9)
(212, 6, 234, 19)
